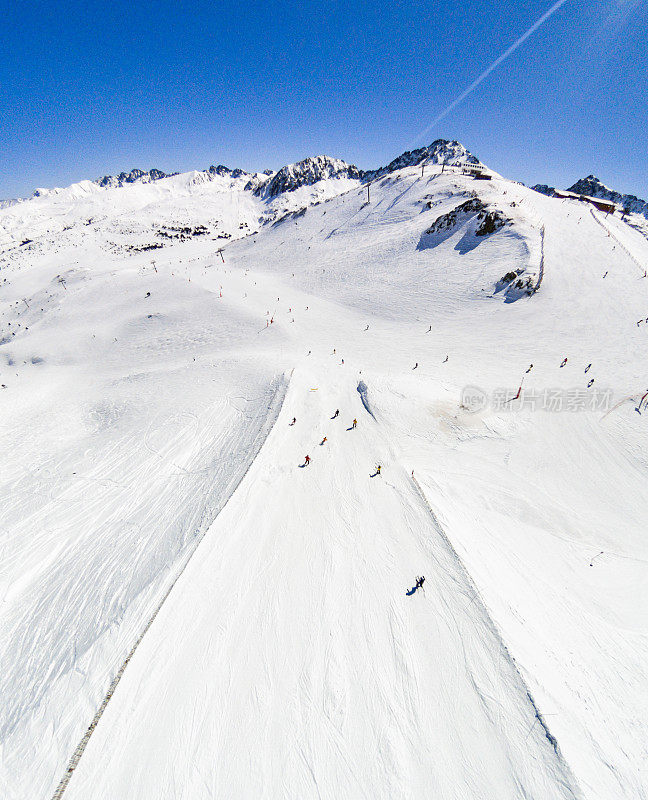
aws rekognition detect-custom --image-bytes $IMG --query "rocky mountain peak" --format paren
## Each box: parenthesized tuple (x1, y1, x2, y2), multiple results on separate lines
(252, 155, 362, 198)
(95, 168, 175, 189)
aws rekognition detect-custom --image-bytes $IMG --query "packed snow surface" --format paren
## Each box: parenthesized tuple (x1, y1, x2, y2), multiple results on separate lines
(1, 155, 648, 800)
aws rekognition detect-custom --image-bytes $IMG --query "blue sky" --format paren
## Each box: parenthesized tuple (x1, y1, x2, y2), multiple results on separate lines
(1, 0, 646, 199)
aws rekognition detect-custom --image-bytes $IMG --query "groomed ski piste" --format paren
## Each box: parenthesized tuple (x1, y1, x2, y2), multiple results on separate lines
(1, 148, 648, 799)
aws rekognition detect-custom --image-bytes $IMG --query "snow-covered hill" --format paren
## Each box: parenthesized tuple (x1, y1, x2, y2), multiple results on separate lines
(1, 144, 648, 800)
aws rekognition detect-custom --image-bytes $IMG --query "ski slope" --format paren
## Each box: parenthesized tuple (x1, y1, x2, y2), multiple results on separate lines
(64, 367, 579, 800)
(1, 157, 648, 799)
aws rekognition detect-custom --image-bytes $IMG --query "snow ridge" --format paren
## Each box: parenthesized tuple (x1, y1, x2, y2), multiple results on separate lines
(251, 155, 362, 197)
(0, 198, 20, 210)
(95, 168, 176, 189)
(364, 139, 479, 181)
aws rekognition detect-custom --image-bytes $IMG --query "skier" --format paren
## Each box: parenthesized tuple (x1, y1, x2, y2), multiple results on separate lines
(587, 379, 595, 388)
(585, 363, 592, 373)
(320, 436, 327, 445)
(508, 384, 522, 402)
(442, 355, 448, 363)
(416, 576, 425, 589)
(304, 455, 311, 466)
(413, 362, 418, 370)
(427, 325, 432, 333)
(560, 357, 568, 367)
(352, 418, 357, 429)
(526, 364, 533, 373)
(290, 417, 296, 426)
(332, 409, 339, 419)
(365, 325, 369, 331)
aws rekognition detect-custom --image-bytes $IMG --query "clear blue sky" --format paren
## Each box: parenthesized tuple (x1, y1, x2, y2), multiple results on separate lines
(1, 0, 646, 199)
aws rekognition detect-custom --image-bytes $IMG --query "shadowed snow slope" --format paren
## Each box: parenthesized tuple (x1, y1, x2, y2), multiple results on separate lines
(1, 159, 648, 800)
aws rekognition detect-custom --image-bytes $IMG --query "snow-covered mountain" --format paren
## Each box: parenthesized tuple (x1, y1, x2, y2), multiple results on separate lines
(1, 139, 480, 209)
(2, 142, 648, 800)
(95, 167, 176, 189)
(206, 164, 250, 179)
(364, 138, 479, 181)
(0, 198, 20, 210)
(568, 175, 648, 218)
(251, 155, 362, 197)
(532, 174, 648, 220)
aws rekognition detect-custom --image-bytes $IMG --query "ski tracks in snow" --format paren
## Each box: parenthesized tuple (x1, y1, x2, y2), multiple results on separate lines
(589, 207, 646, 276)
(62, 367, 582, 800)
(409, 473, 581, 794)
(49, 374, 289, 800)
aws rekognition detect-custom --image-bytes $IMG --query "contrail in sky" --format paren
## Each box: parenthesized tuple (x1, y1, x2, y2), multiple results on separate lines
(411, 0, 570, 146)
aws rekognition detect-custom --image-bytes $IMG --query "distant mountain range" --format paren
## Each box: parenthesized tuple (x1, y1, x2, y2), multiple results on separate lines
(89, 140, 480, 199)
(4, 141, 647, 222)
(1, 140, 478, 208)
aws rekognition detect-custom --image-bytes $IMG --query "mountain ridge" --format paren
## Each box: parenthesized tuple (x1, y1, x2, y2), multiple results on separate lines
(1, 139, 480, 206)
(7, 143, 647, 224)
(532, 175, 648, 219)
(567, 174, 648, 218)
